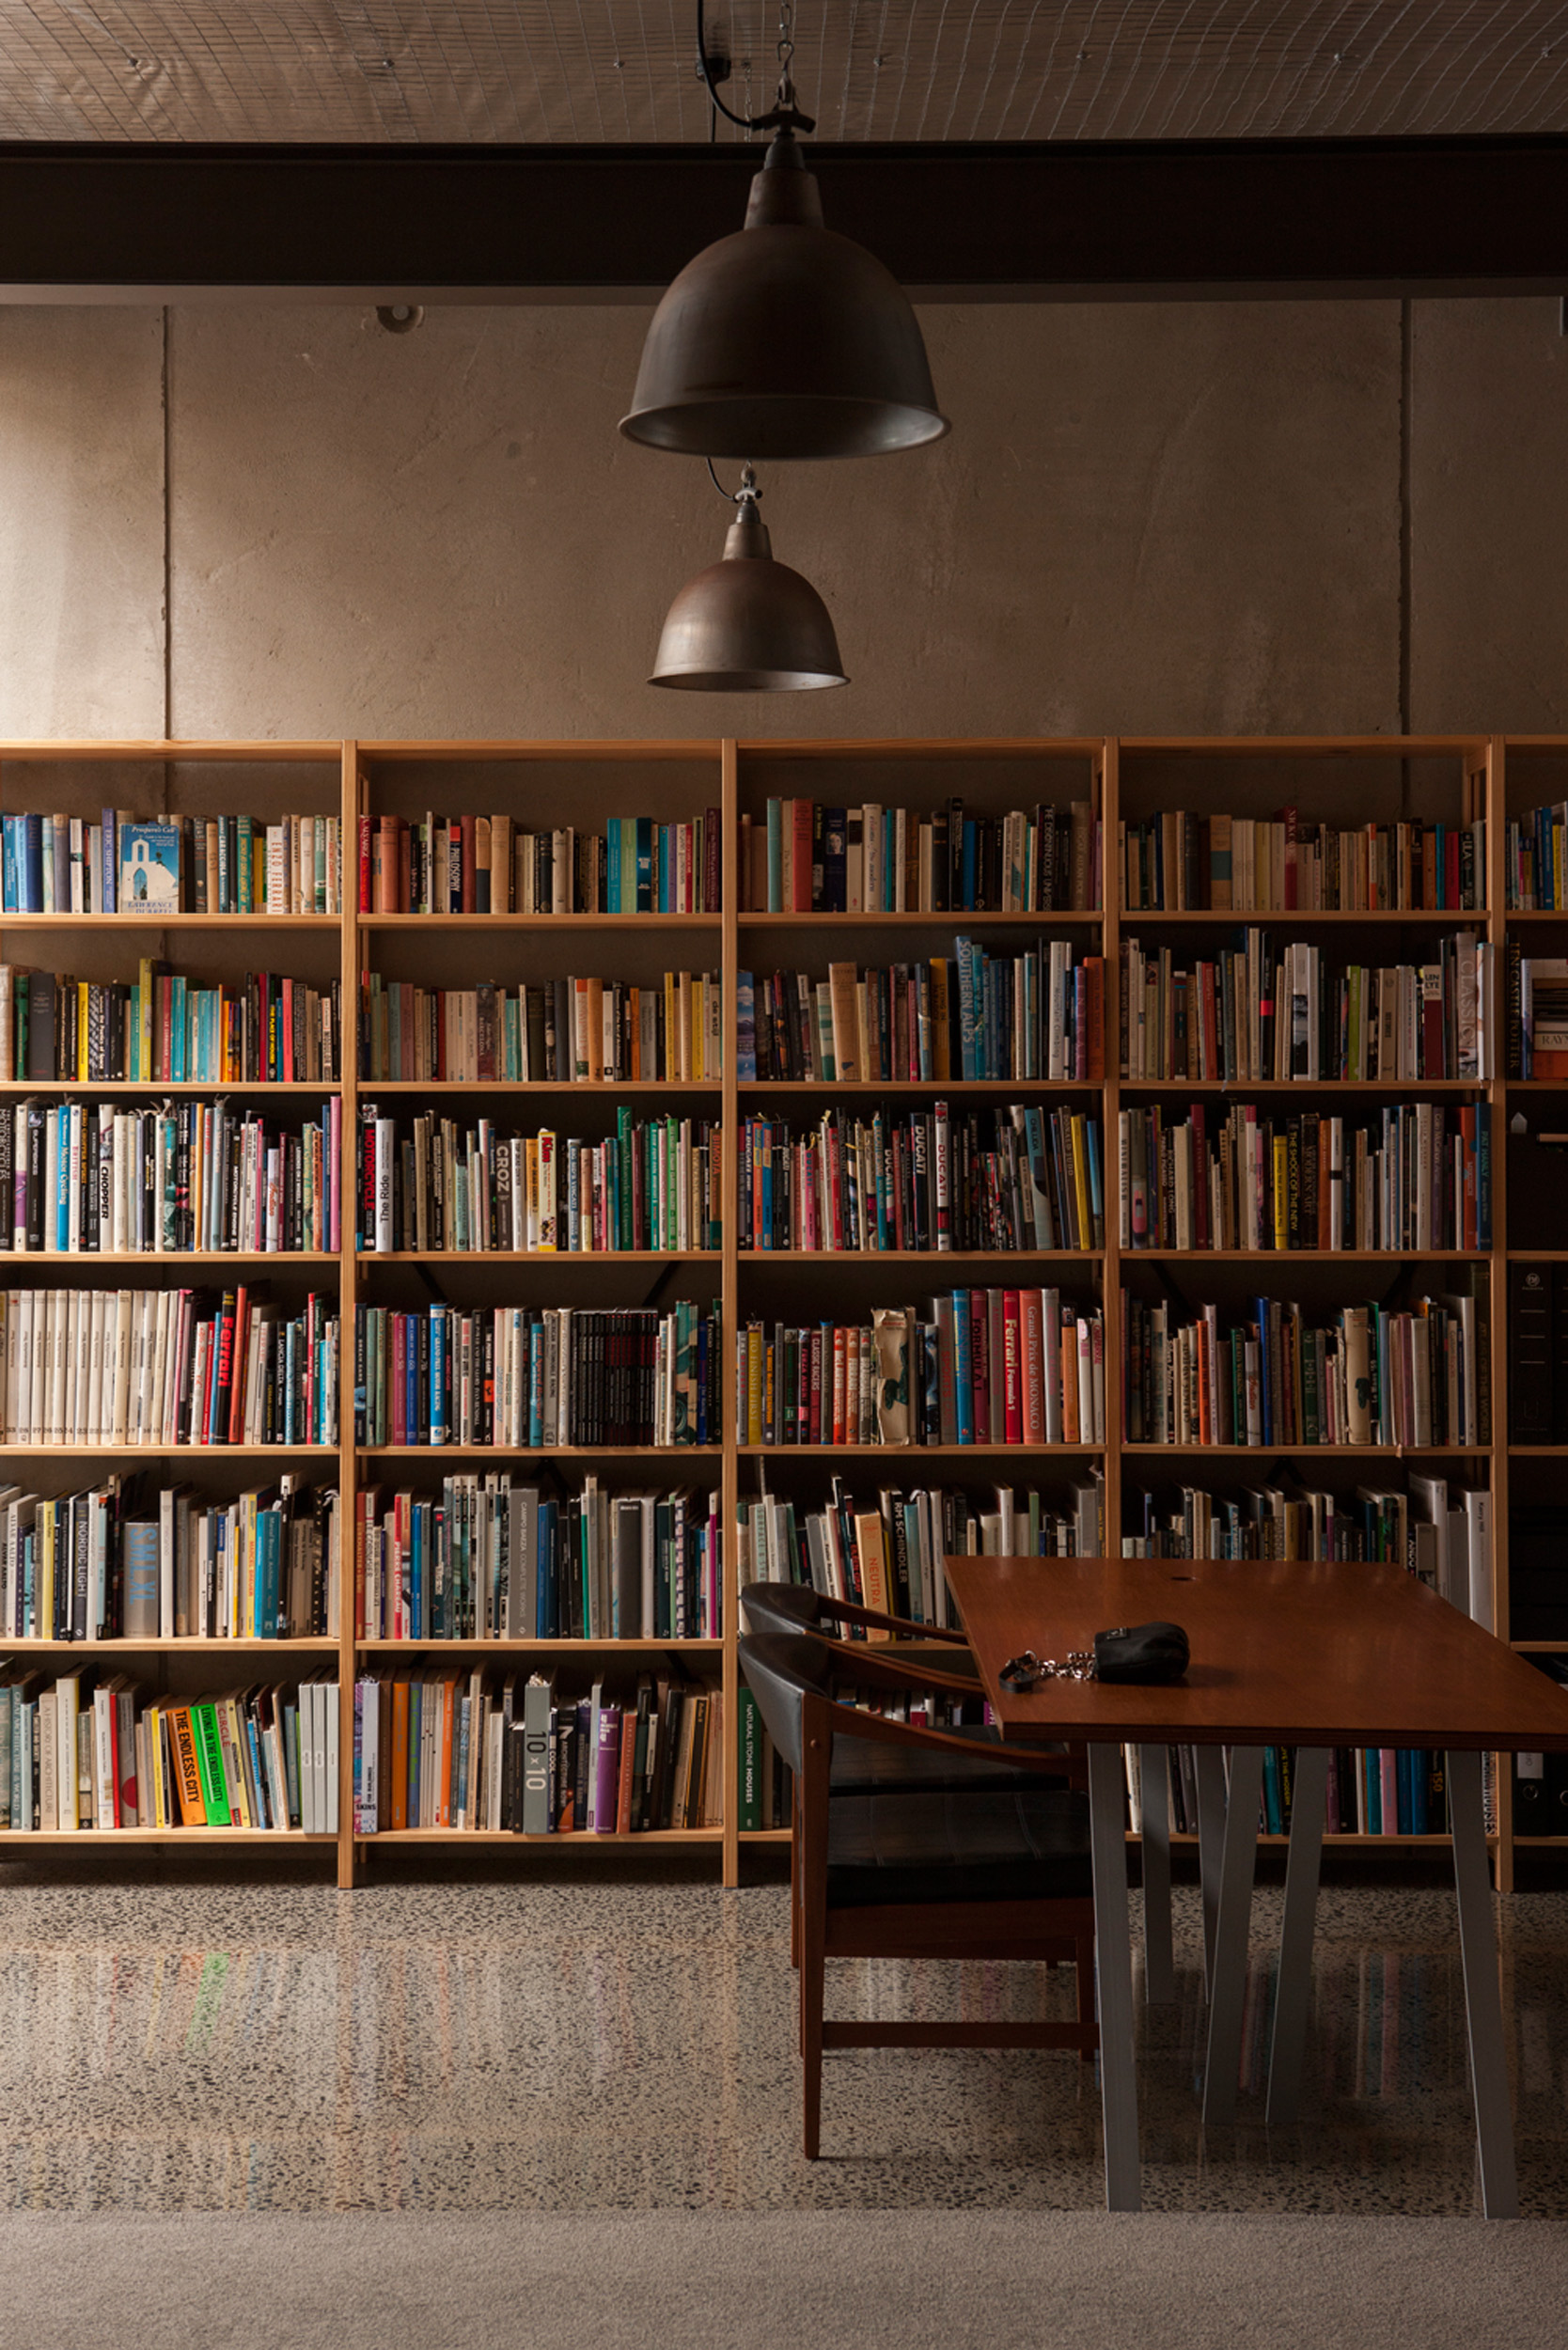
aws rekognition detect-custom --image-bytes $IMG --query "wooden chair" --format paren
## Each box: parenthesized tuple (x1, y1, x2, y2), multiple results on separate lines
(740, 1630, 1098, 2160)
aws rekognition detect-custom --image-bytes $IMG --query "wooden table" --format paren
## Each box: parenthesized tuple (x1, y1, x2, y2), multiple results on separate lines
(943, 1552, 1568, 2217)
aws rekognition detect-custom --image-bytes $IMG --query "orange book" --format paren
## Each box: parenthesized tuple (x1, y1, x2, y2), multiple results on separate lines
(1060, 1317, 1080, 1443)
(437, 1678, 458, 1826)
(615, 1698, 639, 1832)
(1020, 1290, 1046, 1445)
(168, 1705, 207, 1825)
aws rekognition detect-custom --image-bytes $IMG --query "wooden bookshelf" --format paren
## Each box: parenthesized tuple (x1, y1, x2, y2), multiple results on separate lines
(5, 731, 1566, 1889)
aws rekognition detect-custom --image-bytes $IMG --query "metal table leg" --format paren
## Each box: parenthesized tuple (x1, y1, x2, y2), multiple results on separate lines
(1194, 1742, 1228, 1998)
(1088, 1739, 1141, 2211)
(1265, 1744, 1329, 2128)
(1137, 1744, 1175, 2004)
(1448, 1747, 1519, 2218)
(1201, 1745, 1264, 2130)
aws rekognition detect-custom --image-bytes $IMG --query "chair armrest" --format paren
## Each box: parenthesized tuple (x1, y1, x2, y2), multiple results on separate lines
(819, 1594, 970, 1645)
(808, 1638, 984, 1701)
(804, 1687, 1064, 1771)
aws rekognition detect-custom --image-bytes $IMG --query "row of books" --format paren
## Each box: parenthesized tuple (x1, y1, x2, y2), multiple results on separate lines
(1, 809, 343, 916)
(1119, 810, 1486, 913)
(1504, 802, 1568, 909)
(355, 1110, 719, 1257)
(4, 1099, 342, 1257)
(737, 943, 1105, 1085)
(1121, 1469, 1492, 1623)
(0, 1671, 337, 1831)
(353, 1301, 719, 1450)
(1511, 951, 1568, 1078)
(356, 969, 721, 1085)
(0, 964, 342, 1086)
(1128, 1743, 1453, 1840)
(737, 1291, 1107, 1449)
(737, 796, 1099, 913)
(355, 1476, 720, 1642)
(0, 1478, 339, 1642)
(358, 810, 722, 916)
(1118, 1102, 1490, 1254)
(1121, 1289, 1490, 1450)
(0, 1286, 341, 1448)
(739, 1472, 1105, 1629)
(737, 1104, 1104, 1255)
(351, 1669, 723, 1834)
(1120, 931, 1496, 1082)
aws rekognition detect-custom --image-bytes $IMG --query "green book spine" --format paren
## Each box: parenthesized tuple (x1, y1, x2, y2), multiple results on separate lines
(192, 1703, 233, 1826)
(738, 1685, 760, 1831)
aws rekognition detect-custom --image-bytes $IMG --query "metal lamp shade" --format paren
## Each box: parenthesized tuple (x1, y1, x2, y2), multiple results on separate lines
(649, 502, 848, 692)
(621, 134, 948, 462)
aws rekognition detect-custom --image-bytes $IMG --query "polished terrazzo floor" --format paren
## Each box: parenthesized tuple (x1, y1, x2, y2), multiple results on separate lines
(0, 1849, 1565, 2217)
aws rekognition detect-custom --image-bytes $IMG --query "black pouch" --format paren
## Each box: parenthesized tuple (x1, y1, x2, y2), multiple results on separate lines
(1093, 1621, 1190, 1684)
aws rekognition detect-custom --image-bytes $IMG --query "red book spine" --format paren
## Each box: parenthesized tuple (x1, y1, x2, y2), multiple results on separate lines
(704, 807, 722, 912)
(969, 1290, 990, 1442)
(282, 977, 295, 1084)
(808, 1328, 823, 1444)
(358, 814, 373, 912)
(1002, 1291, 1023, 1443)
(398, 818, 413, 914)
(792, 798, 813, 912)
(227, 1289, 250, 1445)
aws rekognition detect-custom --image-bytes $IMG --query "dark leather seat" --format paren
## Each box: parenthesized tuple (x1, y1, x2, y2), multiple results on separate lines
(739, 1630, 1098, 2157)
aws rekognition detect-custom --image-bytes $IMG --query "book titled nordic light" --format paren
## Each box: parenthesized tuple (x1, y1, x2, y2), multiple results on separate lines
(118, 822, 180, 913)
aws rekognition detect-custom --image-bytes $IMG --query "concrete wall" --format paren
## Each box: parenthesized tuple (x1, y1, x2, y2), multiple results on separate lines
(0, 294, 1562, 741)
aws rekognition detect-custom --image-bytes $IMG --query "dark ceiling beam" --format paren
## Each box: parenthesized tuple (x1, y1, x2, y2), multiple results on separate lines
(5, 134, 1568, 302)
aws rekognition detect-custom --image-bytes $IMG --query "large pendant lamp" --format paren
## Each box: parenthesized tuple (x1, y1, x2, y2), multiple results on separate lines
(650, 466, 847, 692)
(621, 5, 949, 462)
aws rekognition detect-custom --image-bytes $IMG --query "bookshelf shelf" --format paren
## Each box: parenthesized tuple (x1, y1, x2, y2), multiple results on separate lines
(358, 1079, 721, 1096)
(357, 1826, 722, 1845)
(355, 1637, 722, 1654)
(1126, 1248, 1488, 1263)
(0, 913, 339, 932)
(743, 1248, 1104, 1263)
(355, 1444, 723, 1460)
(2, 1637, 339, 1653)
(0, 729, 1551, 1887)
(0, 1081, 340, 1097)
(737, 910, 1104, 928)
(358, 1249, 717, 1264)
(1119, 908, 1489, 925)
(8, 1252, 340, 1267)
(362, 913, 722, 932)
(738, 1078, 1104, 1096)
(0, 1827, 337, 1844)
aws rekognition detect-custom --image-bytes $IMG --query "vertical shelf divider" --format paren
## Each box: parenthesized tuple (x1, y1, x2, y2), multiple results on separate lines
(338, 740, 363, 1888)
(720, 738, 742, 1887)
(1485, 734, 1513, 1888)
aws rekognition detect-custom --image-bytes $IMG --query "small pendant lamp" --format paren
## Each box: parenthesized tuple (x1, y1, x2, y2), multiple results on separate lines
(621, 5, 948, 462)
(649, 466, 847, 692)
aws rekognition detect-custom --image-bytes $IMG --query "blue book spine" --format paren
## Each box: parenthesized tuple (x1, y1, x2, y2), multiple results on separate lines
(101, 809, 118, 912)
(736, 971, 757, 1081)
(1, 814, 16, 911)
(883, 809, 896, 910)
(430, 1307, 447, 1445)
(961, 818, 979, 910)
(24, 815, 44, 914)
(1364, 1747, 1382, 1835)
(1256, 1299, 1274, 1446)
(952, 1290, 975, 1445)
(528, 1320, 544, 1447)
(259, 1510, 281, 1637)
(635, 818, 653, 913)
(1085, 1120, 1105, 1246)
(658, 823, 672, 914)
(605, 819, 622, 914)
(765, 801, 784, 912)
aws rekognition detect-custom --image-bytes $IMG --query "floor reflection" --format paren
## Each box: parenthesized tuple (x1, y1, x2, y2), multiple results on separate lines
(0, 1852, 1563, 2215)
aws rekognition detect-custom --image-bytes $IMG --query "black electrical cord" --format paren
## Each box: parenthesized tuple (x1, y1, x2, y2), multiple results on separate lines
(697, 0, 816, 133)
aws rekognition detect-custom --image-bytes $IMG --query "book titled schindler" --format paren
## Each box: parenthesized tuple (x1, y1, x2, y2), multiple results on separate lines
(118, 822, 180, 913)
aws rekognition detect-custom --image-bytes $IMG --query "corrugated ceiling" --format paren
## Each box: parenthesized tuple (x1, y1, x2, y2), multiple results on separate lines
(2, 4, 1567, 145)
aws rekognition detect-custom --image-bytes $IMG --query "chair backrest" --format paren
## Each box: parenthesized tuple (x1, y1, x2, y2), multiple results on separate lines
(737, 1631, 839, 1777)
(739, 1580, 825, 1638)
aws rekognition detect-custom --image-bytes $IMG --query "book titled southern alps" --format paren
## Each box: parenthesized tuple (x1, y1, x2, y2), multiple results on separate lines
(118, 822, 180, 912)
